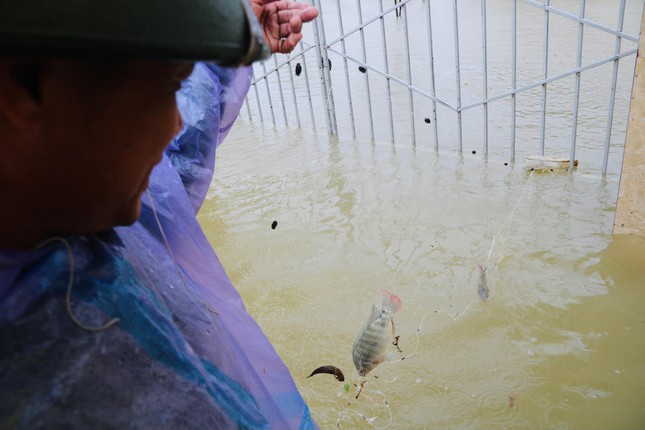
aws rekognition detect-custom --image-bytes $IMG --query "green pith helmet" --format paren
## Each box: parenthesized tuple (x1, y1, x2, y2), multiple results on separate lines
(0, 0, 270, 65)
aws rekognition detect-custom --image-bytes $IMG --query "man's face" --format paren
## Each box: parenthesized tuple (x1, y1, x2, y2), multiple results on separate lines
(15, 60, 194, 235)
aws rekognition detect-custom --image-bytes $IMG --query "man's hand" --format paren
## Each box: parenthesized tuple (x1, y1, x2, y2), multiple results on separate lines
(251, 0, 319, 54)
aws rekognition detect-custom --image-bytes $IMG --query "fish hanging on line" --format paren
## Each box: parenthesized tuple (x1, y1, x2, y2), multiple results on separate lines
(352, 289, 403, 378)
(478, 265, 489, 302)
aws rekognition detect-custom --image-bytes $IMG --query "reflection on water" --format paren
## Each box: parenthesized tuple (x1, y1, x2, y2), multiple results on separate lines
(198, 123, 645, 429)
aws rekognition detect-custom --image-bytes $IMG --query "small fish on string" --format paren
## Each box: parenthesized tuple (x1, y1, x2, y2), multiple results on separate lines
(478, 265, 489, 302)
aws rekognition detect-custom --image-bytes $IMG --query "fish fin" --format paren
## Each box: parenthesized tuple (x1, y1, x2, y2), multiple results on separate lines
(381, 289, 403, 313)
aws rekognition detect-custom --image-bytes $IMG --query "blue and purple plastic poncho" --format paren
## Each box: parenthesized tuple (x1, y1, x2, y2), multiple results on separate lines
(0, 63, 316, 429)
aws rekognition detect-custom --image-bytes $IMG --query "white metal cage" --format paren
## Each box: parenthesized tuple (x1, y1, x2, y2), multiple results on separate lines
(242, 0, 644, 177)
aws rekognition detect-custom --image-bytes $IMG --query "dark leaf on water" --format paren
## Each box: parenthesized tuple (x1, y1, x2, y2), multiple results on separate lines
(307, 365, 345, 382)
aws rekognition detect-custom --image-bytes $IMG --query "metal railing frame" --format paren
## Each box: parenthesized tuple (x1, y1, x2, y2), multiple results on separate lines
(244, 0, 641, 176)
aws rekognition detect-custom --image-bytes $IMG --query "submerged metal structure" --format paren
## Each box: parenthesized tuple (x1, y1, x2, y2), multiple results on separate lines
(242, 0, 643, 177)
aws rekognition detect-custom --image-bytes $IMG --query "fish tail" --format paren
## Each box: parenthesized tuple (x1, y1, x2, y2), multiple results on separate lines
(479, 265, 487, 275)
(381, 289, 403, 313)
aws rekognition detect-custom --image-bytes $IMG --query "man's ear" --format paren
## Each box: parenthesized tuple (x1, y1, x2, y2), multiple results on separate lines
(0, 58, 43, 131)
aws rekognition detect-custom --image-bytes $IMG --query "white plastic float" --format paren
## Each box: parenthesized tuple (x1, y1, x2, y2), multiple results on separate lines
(524, 155, 578, 172)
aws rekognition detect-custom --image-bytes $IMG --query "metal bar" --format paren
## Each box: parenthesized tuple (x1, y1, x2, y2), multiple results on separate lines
(250, 44, 317, 82)
(356, 0, 374, 140)
(323, 0, 638, 50)
(570, 0, 585, 171)
(335, 0, 356, 139)
(251, 69, 263, 122)
(453, 0, 463, 152)
(460, 49, 637, 110)
(325, 0, 416, 48)
(378, 0, 395, 143)
(481, 0, 489, 156)
(312, 0, 337, 135)
(602, 0, 627, 176)
(244, 95, 252, 121)
(426, 0, 439, 149)
(261, 62, 276, 125)
(522, 0, 639, 43)
(286, 56, 301, 128)
(326, 46, 457, 110)
(510, 0, 517, 162)
(402, 1, 416, 145)
(299, 45, 316, 130)
(327, 43, 637, 115)
(539, 0, 550, 155)
(273, 55, 288, 128)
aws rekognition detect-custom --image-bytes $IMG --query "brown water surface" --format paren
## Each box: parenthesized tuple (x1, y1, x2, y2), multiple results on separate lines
(198, 123, 645, 429)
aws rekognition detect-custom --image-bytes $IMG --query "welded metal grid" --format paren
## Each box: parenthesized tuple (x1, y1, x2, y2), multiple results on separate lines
(242, 0, 643, 176)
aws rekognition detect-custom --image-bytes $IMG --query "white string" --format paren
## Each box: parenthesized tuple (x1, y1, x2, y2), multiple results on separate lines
(35, 236, 120, 332)
(145, 190, 219, 316)
(336, 385, 393, 429)
(486, 170, 534, 264)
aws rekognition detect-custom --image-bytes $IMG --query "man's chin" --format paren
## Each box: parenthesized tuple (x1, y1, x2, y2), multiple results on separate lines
(114, 201, 143, 227)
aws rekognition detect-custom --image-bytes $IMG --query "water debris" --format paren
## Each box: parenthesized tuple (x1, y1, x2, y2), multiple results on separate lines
(307, 365, 345, 381)
(472, 150, 477, 154)
(358, 66, 367, 73)
(271, 220, 278, 230)
(424, 117, 431, 124)
(508, 393, 516, 408)
(352, 290, 403, 377)
(478, 265, 489, 302)
(295, 63, 302, 76)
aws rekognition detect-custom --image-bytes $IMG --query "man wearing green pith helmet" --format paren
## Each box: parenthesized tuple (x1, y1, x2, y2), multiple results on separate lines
(0, 0, 318, 428)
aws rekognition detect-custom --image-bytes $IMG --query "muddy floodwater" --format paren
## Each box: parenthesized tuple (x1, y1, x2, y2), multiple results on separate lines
(197, 123, 645, 429)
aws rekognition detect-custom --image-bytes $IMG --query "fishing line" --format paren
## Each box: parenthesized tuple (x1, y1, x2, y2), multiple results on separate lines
(485, 170, 534, 265)
(336, 388, 393, 429)
(383, 155, 438, 293)
(388, 292, 472, 366)
(392, 312, 428, 362)
(386, 272, 475, 374)
(146, 190, 219, 316)
(35, 236, 120, 332)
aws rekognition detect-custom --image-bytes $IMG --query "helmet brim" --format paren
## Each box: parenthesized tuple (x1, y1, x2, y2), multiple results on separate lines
(0, 0, 270, 65)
